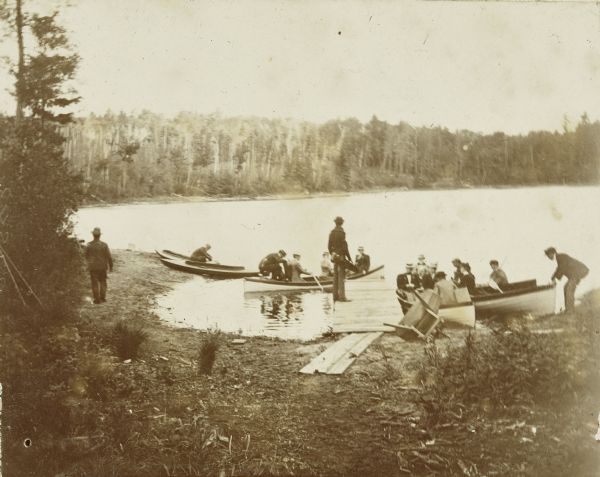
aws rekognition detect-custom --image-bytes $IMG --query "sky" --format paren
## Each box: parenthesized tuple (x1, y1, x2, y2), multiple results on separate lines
(0, 0, 599, 134)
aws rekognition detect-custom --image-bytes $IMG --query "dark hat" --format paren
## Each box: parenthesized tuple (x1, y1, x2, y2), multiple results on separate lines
(334, 216, 344, 225)
(544, 247, 556, 255)
(278, 249, 287, 256)
(92, 227, 101, 236)
(489, 259, 499, 266)
(293, 253, 301, 258)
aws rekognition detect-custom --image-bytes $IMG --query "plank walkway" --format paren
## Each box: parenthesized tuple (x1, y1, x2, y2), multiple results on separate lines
(299, 332, 383, 374)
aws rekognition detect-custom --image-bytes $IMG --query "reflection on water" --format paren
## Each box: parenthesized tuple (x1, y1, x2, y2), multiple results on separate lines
(155, 276, 334, 341)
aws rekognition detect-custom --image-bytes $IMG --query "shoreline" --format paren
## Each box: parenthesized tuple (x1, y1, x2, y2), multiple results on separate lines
(6, 248, 598, 476)
(79, 183, 598, 209)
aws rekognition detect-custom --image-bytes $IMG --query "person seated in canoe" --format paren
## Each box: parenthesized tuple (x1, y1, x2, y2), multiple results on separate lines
(320, 251, 334, 277)
(355, 246, 371, 274)
(416, 254, 428, 276)
(191, 244, 212, 262)
(489, 259, 508, 288)
(259, 250, 287, 280)
(288, 253, 311, 282)
(433, 271, 457, 304)
(451, 258, 463, 285)
(458, 262, 476, 294)
(396, 263, 421, 291)
(421, 262, 438, 290)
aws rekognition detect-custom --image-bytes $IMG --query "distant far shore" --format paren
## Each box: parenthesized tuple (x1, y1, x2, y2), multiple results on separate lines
(79, 182, 595, 209)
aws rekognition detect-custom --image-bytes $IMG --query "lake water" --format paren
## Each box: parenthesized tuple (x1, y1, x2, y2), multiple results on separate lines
(75, 186, 600, 340)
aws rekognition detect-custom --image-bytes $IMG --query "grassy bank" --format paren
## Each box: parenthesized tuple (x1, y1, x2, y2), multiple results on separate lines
(2, 251, 599, 476)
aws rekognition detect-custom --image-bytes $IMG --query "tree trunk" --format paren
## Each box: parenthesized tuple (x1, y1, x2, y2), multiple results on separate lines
(15, 0, 25, 125)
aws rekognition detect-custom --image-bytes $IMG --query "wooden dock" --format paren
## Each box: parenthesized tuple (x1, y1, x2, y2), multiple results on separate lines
(330, 285, 400, 333)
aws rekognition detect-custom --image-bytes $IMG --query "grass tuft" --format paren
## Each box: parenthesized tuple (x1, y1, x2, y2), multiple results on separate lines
(113, 321, 148, 360)
(196, 329, 222, 375)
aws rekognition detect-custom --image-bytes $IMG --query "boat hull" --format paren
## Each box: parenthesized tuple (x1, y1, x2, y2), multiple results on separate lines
(397, 289, 475, 328)
(244, 265, 385, 293)
(472, 284, 556, 317)
(155, 250, 245, 270)
(159, 257, 260, 279)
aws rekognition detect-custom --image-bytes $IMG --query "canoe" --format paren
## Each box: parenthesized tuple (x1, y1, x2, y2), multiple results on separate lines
(155, 249, 245, 271)
(159, 257, 260, 279)
(244, 265, 385, 293)
(472, 282, 556, 317)
(397, 287, 475, 328)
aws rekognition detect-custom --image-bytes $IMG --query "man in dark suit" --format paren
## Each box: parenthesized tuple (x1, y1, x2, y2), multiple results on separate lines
(355, 246, 371, 273)
(259, 250, 287, 280)
(85, 227, 113, 304)
(328, 216, 354, 302)
(545, 247, 589, 312)
(396, 263, 421, 291)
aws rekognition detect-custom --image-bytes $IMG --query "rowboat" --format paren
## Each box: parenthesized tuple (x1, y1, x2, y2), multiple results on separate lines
(244, 265, 385, 293)
(159, 257, 260, 279)
(472, 282, 556, 317)
(155, 249, 245, 271)
(397, 287, 475, 328)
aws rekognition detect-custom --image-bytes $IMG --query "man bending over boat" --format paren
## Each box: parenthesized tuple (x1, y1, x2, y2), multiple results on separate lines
(545, 247, 589, 313)
(191, 244, 212, 262)
(259, 250, 287, 281)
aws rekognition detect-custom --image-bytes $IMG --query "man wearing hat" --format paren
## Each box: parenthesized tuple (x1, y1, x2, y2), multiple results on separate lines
(259, 250, 287, 281)
(85, 227, 113, 304)
(545, 247, 589, 312)
(416, 254, 428, 276)
(355, 246, 371, 274)
(396, 263, 420, 291)
(328, 216, 353, 301)
(421, 262, 438, 290)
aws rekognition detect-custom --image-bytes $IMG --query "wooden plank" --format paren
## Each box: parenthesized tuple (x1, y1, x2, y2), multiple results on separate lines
(300, 332, 383, 374)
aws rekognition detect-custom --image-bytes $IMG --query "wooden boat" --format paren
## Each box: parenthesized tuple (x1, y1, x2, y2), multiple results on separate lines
(155, 249, 245, 270)
(386, 290, 443, 340)
(397, 287, 475, 328)
(243, 265, 385, 293)
(159, 257, 260, 279)
(472, 282, 556, 317)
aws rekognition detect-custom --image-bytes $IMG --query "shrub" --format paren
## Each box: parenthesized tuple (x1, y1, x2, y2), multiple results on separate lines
(418, 323, 599, 425)
(113, 321, 148, 360)
(196, 329, 222, 375)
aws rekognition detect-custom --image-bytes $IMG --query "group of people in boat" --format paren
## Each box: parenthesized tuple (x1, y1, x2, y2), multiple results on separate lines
(255, 244, 371, 284)
(396, 256, 510, 297)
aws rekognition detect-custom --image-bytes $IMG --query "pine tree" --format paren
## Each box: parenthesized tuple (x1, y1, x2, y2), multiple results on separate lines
(0, 2, 83, 307)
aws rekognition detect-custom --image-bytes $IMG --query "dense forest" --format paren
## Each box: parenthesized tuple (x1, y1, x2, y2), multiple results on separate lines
(24, 111, 600, 201)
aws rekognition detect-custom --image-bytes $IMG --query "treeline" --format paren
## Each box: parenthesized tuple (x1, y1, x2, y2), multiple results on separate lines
(59, 111, 600, 201)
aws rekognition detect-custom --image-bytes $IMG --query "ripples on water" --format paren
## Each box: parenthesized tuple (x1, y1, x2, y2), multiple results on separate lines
(156, 276, 334, 340)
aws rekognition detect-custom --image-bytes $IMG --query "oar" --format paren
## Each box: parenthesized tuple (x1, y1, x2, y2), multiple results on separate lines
(488, 279, 504, 293)
(311, 273, 325, 293)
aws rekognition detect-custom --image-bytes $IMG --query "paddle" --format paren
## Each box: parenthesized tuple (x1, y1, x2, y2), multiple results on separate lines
(311, 273, 325, 293)
(488, 279, 504, 293)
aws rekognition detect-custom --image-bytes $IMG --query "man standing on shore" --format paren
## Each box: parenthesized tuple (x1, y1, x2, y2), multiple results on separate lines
(328, 216, 353, 302)
(545, 247, 589, 313)
(85, 227, 113, 304)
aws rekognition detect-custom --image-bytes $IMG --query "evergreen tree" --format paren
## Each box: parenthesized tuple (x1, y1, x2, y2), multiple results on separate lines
(0, 2, 83, 306)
